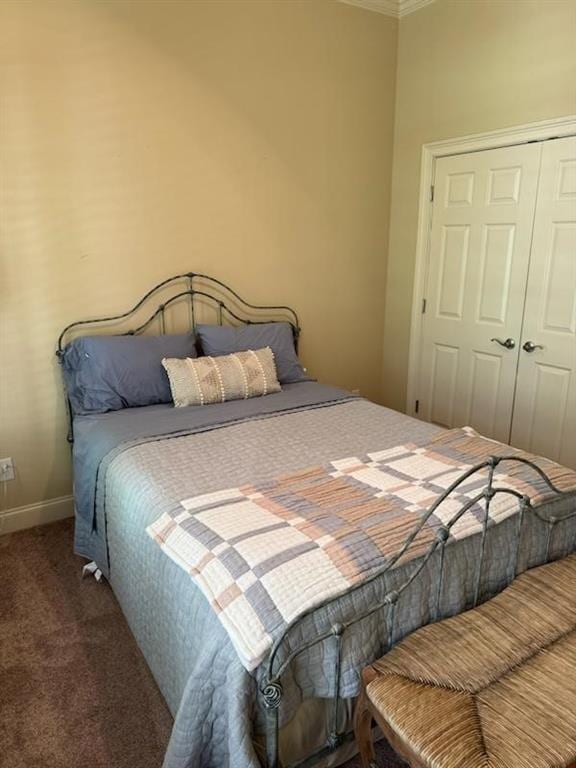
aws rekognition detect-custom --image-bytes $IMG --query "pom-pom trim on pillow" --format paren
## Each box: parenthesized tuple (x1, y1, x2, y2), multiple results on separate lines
(162, 347, 281, 407)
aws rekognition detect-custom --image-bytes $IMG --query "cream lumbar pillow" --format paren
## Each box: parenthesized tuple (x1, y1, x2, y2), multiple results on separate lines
(162, 346, 281, 407)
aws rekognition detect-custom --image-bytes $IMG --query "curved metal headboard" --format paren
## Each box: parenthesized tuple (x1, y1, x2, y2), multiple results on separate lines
(56, 272, 301, 443)
(56, 271, 300, 353)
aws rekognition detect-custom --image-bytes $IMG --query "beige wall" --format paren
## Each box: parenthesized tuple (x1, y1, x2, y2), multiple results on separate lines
(383, 0, 576, 412)
(0, 0, 398, 514)
(4, 0, 576, 520)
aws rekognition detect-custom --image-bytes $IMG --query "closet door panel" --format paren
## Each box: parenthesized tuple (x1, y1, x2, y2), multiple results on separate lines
(511, 137, 576, 469)
(419, 143, 542, 442)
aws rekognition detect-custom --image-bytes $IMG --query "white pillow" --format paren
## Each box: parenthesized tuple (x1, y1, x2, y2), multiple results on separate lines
(162, 346, 281, 407)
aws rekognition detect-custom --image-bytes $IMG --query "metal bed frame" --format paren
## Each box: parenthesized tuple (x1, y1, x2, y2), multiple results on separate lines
(56, 271, 576, 768)
(260, 458, 576, 768)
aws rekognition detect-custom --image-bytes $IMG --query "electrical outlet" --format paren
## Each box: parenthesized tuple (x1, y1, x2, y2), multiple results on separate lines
(0, 458, 14, 482)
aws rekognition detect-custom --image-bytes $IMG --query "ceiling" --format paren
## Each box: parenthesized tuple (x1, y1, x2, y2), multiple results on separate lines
(338, 0, 435, 18)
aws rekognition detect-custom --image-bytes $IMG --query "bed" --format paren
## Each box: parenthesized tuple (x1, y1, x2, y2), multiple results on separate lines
(57, 272, 576, 768)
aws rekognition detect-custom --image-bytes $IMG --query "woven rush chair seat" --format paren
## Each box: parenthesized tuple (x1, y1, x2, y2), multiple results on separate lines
(354, 554, 576, 768)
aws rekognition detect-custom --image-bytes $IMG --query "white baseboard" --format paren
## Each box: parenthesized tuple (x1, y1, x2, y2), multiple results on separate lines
(0, 495, 74, 536)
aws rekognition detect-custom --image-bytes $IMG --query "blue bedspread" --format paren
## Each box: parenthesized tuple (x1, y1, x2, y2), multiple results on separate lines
(72, 382, 355, 572)
(70, 383, 575, 767)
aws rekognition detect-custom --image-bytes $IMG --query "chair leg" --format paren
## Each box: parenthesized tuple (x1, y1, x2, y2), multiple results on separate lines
(354, 667, 379, 768)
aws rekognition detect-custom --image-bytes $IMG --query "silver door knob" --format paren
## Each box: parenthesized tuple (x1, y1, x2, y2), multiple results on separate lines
(522, 341, 544, 353)
(491, 337, 515, 349)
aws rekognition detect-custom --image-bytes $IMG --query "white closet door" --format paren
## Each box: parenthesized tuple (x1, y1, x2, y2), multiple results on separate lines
(419, 143, 541, 442)
(511, 136, 576, 469)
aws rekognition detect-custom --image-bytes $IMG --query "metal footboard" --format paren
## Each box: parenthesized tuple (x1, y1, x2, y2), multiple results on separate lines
(259, 456, 576, 768)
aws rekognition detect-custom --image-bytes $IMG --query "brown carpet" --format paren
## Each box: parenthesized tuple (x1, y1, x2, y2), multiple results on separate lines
(0, 520, 405, 768)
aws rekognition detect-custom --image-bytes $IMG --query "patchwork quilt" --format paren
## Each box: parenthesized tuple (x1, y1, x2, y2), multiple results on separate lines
(147, 427, 576, 671)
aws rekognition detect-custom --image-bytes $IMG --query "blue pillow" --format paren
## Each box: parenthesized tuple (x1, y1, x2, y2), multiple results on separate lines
(196, 323, 309, 385)
(60, 333, 197, 414)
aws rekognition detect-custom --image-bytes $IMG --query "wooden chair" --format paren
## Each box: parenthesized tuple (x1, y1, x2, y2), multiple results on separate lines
(354, 554, 576, 768)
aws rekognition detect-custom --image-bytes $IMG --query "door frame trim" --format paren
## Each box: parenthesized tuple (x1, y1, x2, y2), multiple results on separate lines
(406, 114, 576, 417)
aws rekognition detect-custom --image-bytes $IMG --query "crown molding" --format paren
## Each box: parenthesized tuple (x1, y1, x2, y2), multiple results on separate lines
(398, 0, 435, 16)
(338, 0, 435, 18)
